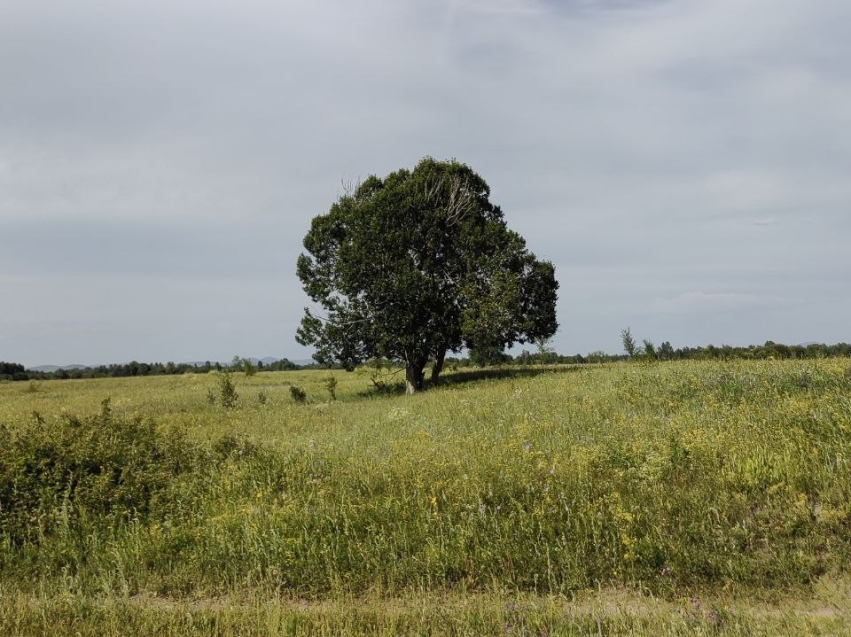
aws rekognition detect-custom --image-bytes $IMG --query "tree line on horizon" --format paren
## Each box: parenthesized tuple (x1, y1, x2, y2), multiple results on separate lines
(0, 358, 303, 382)
(2, 340, 850, 382)
(455, 339, 851, 367)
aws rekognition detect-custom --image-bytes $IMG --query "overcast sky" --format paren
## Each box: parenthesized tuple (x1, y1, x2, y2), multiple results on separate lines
(2, 0, 849, 367)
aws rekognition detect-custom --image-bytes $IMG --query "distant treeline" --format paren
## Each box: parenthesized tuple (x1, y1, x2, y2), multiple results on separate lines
(505, 340, 851, 366)
(0, 361, 28, 381)
(2, 341, 850, 382)
(0, 358, 304, 381)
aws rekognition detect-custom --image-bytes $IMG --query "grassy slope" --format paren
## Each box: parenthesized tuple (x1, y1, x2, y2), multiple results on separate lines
(1, 360, 850, 635)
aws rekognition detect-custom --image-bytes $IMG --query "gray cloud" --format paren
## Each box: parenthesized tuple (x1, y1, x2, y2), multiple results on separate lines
(646, 292, 796, 315)
(1, 0, 849, 365)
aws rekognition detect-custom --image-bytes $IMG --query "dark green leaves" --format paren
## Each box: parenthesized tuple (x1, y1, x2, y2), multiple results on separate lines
(296, 158, 559, 390)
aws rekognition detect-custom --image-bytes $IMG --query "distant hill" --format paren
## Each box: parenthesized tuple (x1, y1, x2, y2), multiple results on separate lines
(250, 357, 315, 367)
(248, 357, 314, 366)
(28, 364, 89, 372)
(210, 357, 314, 367)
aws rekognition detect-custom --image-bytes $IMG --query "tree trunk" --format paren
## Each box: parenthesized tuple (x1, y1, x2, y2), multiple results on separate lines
(405, 362, 425, 394)
(430, 349, 446, 385)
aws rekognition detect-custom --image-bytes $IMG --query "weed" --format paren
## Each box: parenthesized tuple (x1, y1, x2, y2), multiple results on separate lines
(216, 370, 239, 408)
(324, 375, 337, 401)
(289, 385, 307, 403)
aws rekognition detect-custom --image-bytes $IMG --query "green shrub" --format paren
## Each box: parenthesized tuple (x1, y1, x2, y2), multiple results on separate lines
(216, 370, 239, 408)
(0, 399, 203, 547)
(211, 432, 260, 460)
(289, 385, 307, 403)
(242, 359, 257, 377)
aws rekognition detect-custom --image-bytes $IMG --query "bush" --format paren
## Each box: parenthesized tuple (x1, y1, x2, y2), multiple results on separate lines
(242, 359, 257, 377)
(211, 432, 260, 460)
(216, 370, 239, 408)
(290, 386, 307, 403)
(0, 399, 203, 547)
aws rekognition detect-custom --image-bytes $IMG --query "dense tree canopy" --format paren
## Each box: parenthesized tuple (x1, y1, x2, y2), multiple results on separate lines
(296, 158, 559, 393)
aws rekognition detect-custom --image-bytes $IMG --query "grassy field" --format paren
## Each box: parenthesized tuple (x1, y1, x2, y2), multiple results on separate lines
(1, 359, 850, 635)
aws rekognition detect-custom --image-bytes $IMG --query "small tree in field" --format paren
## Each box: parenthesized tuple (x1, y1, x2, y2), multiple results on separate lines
(324, 375, 338, 401)
(621, 327, 639, 358)
(296, 158, 559, 393)
(216, 370, 239, 409)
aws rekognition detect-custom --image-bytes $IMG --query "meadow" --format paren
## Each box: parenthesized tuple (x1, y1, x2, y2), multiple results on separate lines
(1, 359, 850, 635)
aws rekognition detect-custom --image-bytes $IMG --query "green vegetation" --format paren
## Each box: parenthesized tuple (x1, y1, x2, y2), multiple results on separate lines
(323, 375, 337, 402)
(215, 370, 240, 409)
(620, 328, 639, 358)
(0, 398, 237, 558)
(0, 361, 28, 381)
(289, 385, 307, 404)
(1, 360, 850, 634)
(295, 157, 558, 393)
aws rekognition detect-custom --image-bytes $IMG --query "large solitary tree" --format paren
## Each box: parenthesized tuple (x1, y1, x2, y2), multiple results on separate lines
(296, 158, 558, 393)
